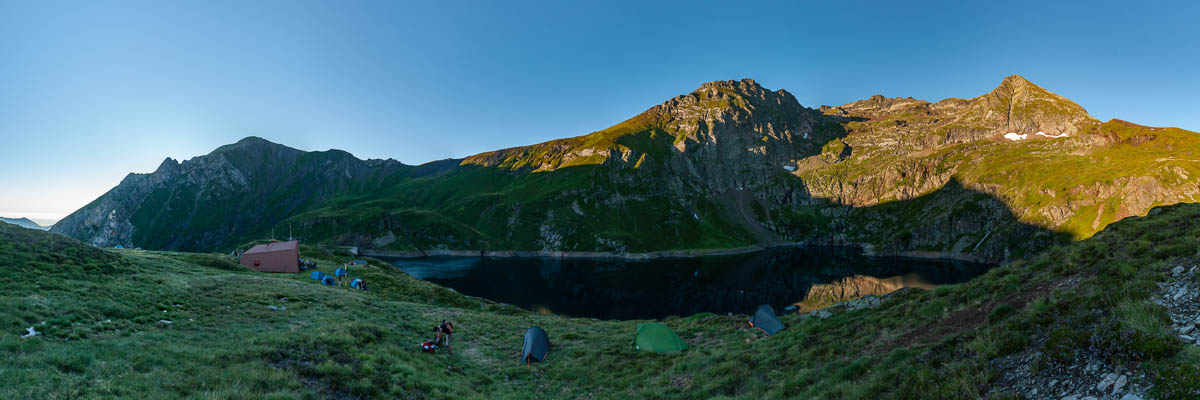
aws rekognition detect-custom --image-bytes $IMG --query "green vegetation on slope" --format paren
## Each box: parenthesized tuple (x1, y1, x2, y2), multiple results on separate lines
(52, 78, 1200, 265)
(289, 164, 757, 253)
(9, 201, 1200, 398)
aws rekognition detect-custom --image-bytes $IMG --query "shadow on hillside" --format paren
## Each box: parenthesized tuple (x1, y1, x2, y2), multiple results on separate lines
(802, 177, 1072, 262)
(299, 108, 1065, 265)
(317, 161, 1070, 264)
(371, 175, 1076, 319)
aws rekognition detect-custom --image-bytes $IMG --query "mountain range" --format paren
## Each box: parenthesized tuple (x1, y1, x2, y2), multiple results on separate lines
(1, 217, 48, 231)
(50, 76, 1200, 261)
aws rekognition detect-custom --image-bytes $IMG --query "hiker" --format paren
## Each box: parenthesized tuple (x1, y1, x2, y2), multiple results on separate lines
(432, 325, 444, 352)
(421, 329, 439, 353)
(358, 279, 368, 291)
(334, 266, 347, 288)
(438, 320, 455, 354)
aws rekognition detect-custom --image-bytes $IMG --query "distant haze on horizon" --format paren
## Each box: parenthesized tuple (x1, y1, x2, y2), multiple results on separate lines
(1, 0, 1197, 226)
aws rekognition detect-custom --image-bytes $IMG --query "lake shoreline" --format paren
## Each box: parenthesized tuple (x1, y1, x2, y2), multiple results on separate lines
(361, 242, 996, 264)
(856, 243, 998, 264)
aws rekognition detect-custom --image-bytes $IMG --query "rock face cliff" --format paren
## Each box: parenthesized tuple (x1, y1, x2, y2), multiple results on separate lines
(51, 137, 411, 250)
(52, 77, 1200, 261)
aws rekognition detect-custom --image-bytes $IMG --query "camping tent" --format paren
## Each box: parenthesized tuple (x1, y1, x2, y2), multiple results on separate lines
(350, 278, 362, 289)
(521, 326, 551, 363)
(321, 276, 336, 286)
(351, 260, 367, 266)
(310, 271, 327, 281)
(335, 267, 347, 277)
(634, 323, 687, 353)
(749, 304, 786, 336)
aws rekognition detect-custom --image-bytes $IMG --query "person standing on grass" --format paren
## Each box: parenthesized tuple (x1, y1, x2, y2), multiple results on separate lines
(438, 320, 455, 354)
(335, 266, 348, 288)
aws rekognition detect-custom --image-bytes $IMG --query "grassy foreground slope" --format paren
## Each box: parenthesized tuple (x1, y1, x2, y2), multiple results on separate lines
(6, 205, 1200, 398)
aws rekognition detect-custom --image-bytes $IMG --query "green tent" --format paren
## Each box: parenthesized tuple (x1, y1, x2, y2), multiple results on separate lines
(634, 323, 687, 353)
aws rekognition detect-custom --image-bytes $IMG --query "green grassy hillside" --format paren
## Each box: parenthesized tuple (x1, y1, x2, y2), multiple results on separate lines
(9, 203, 1200, 398)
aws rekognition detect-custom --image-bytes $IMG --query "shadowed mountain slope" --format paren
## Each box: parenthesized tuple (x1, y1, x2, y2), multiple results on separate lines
(52, 77, 1200, 261)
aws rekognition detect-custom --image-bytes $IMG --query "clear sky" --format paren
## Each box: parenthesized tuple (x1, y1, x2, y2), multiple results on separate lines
(1, 1, 1197, 226)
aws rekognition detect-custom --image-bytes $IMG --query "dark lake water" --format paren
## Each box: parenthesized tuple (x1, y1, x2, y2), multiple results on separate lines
(384, 247, 992, 320)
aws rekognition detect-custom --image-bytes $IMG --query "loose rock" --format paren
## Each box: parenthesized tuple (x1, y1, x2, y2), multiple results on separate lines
(1096, 372, 1117, 392)
(1112, 374, 1127, 394)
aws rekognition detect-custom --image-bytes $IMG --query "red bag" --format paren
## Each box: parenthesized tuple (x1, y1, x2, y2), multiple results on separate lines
(421, 341, 437, 353)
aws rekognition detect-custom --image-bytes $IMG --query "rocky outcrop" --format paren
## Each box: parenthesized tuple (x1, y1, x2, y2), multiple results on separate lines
(1155, 262, 1200, 346)
(51, 77, 1200, 261)
(793, 275, 919, 312)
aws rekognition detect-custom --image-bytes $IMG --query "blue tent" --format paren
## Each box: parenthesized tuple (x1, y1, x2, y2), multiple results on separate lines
(749, 304, 785, 336)
(350, 278, 362, 289)
(321, 276, 336, 286)
(335, 267, 347, 277)
(351, 260, 367, 265)
(521, 326, 551, 363)
(310, 271, 327, 280)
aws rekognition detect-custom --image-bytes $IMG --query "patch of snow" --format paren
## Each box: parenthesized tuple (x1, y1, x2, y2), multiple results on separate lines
(783, 165, 796, 172)
(1004, 132, 1028, 141)
(1036, 131, 1069, 139)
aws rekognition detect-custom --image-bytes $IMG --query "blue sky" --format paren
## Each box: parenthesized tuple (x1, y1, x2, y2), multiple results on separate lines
(1, 1, 1197, 225)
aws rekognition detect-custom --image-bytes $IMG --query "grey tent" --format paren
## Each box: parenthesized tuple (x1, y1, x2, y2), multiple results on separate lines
(521, 326, 551, 363)
(749, 304, 785, 336)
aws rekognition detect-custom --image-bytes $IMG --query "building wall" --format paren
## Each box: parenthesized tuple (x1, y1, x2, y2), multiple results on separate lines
(240, 248, 299, 273)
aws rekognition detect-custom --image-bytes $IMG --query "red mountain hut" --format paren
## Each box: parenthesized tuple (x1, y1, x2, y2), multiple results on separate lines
(240, 240, 300, 273)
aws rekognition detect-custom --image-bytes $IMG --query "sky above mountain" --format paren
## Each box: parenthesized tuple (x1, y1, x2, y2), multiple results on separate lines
(1, 0, 1197, 225)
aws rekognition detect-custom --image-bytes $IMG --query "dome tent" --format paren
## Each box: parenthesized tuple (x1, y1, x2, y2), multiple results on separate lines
(521, 326, 551, 363)
(634, 323, 687, 353)
(749, 304, 786, 336)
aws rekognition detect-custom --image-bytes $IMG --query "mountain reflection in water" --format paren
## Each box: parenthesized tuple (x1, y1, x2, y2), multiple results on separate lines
(385, 246, 991, 320)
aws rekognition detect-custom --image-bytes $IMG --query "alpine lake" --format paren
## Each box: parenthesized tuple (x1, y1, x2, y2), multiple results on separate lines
(382, 246, 991, 320)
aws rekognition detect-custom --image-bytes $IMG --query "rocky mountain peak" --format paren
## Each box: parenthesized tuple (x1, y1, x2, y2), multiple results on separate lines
(210, 136, 299, 157)
(697, 78, 762, 92)
(156, 157, 180, 172)
(980, 75, 1096, 136)
(997, 74, 1035, 88)
(690, 78, 798, 108)
(988, 75, 1061, 104)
